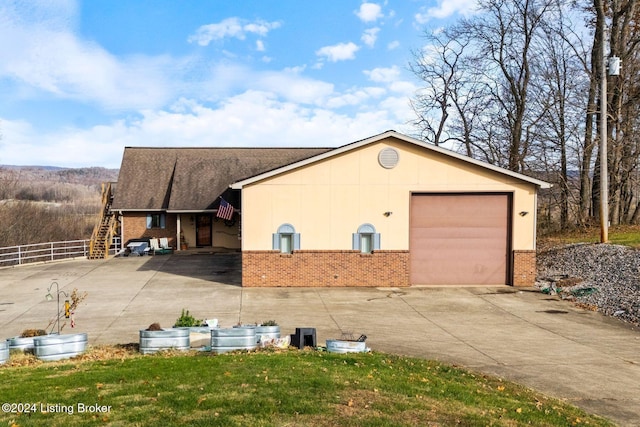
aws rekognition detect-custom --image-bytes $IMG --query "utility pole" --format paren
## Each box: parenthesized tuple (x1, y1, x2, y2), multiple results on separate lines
(600, 42, 608, 243)
(596, 0, 608, 243)
(599, 45, 621, 244)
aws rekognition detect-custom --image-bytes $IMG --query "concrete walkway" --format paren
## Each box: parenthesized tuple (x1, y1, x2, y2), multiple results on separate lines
(1, 253, 639, 426)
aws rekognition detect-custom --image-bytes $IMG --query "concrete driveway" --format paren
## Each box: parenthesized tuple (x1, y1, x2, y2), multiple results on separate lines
(1, 253, 639, 426)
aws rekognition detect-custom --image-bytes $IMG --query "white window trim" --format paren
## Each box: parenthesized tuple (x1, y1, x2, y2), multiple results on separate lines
(272, 223, 300, 253)
(352, 223, 380, 253)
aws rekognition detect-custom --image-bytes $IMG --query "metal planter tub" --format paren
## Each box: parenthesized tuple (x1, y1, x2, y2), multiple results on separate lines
(139, 329, 190, 354)
(255, 325, 281, 344)
(7, 336, 35, 353)
(177, 327, 213, 349)
(33, 333, 88, 361)
(326, 339, 368, 354)
(211, 327, 257, 354)
(0, 340, 8, 365)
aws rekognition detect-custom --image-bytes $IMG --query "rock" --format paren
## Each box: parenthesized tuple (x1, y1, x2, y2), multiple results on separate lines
(537, 243, 640, 327)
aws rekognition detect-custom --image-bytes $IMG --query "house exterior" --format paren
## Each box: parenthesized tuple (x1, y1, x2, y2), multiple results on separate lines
(111, 131, 550, 287)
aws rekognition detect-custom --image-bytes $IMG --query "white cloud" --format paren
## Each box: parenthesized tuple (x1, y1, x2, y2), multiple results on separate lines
(415, 0, 479, 24)
(363, 66, 418, 97)
(378, 95, 413, 122)
(0, 2, 184, 110)
(0, 117, 134, 168)
(254, 71, 335, 105)
(387, 40, 400, 50)
(187, 17, 281, 46)
(361, 27, 380, 48)
(325, 87, 386, 109)
(256, 40, 265, 52)
(364, 66, 401, 83)
(0, 91, 413, 167)
(388, 80, 418, 94)
(316, 42, 360, 62)
(284, 65, 307, 74)
(355, 3, 383, 23)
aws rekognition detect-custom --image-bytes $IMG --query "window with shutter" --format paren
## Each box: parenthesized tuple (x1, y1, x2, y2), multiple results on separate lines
(273, 224, 299, 254)
(353, 223, 380, 253)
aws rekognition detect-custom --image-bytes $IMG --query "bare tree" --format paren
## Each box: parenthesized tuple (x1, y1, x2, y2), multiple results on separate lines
(412, 0, 558, 173)
(467, 0, 557, 172)
(531, 7, 592, 229)
(411, 0, 640, 230)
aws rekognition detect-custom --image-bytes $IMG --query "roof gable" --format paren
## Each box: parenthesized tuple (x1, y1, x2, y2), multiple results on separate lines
(230, 131, 552, 189)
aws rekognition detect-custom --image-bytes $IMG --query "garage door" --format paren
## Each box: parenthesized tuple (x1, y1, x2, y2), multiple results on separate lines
(410, 193, 510, 285)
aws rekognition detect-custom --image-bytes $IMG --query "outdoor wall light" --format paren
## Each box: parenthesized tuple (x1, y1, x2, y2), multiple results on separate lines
(519, 211, 529, 217)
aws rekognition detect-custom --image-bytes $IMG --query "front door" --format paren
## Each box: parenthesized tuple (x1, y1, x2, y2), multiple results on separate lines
(196, 214, 212, 247)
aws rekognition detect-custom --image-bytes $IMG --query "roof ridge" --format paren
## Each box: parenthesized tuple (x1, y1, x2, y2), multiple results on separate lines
(123, 146, 334, 149)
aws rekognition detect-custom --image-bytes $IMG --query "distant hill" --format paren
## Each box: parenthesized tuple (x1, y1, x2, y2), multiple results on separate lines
(0, 165, 119, 185)
(0, 165, 120, 202)
(1, 165, 66, 171)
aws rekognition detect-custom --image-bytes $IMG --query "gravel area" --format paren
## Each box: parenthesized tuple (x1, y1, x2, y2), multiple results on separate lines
(536, 243, 640, 327)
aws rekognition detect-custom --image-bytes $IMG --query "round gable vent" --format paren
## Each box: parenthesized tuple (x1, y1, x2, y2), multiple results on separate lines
(378, 147, 399, 169)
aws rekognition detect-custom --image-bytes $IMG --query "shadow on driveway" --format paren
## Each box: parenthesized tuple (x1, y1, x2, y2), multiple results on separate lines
(133, 253, 242, 287)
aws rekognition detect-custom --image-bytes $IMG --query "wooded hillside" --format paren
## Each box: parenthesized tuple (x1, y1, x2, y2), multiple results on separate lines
(0, 166, 119, 247)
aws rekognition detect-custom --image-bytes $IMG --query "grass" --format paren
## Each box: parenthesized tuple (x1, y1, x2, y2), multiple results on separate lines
(0, 347, 613, 427)
(541, 224, 640, 248)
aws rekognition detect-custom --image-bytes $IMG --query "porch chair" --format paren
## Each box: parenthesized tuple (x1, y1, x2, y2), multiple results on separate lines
(158, 237, 173, 254)
(148, 238, 160, 255)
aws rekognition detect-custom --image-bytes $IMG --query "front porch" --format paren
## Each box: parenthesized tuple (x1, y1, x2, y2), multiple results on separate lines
(116, 211, 241, 254)
(176, 212, 241, 253)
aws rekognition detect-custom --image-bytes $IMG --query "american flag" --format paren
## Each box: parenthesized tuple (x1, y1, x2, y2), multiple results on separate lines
(217, 198, 235, 220)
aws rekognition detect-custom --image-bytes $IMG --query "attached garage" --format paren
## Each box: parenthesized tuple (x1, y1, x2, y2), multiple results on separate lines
(410, 193, 511, 285)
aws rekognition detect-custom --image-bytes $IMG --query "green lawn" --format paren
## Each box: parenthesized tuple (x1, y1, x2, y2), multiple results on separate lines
(0, 347, 613, 426)
(542, 225, 640, 248)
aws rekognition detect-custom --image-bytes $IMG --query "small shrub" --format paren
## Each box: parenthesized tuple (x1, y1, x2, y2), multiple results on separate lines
(173, 309, 202, 327)
(260, 320, 278, 326)
(146, 323, 163, 331)
(20, 329, 47, 338)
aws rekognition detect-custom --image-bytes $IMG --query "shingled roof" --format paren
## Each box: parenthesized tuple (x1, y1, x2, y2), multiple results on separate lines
(111, 147, 331, 211)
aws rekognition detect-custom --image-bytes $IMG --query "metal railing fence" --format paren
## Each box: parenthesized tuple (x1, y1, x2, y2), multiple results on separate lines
(0, 237, 121, 267)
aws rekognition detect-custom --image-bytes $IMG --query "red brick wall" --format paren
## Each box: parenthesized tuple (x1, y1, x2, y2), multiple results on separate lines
(242, 250, 410, 287)
(513, 250, 536, 287)
(122, 213, 178, 249)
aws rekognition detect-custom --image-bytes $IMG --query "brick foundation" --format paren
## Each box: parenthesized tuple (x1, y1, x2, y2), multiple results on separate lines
(121, 213, 178, 249)
(513, 250, 536, 287)
(242, 250, 410, 287)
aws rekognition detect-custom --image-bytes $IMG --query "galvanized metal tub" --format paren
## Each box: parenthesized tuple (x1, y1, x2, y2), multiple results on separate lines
(178, 327, 213, 349)
(326, 339, 368, 354)
(139, 329, 190, 354)
(33, 333, 88, 361)
(211, 327, 256, 354)
(0, 340, 9, 365)
(255, 326, 281, 344)
(7, 336, 35, 353)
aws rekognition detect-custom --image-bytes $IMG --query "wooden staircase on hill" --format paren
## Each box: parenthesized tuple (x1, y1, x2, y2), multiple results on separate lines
(89, 182, 118, 260)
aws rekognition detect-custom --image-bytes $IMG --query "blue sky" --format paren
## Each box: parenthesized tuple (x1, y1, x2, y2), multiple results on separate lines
(0, 0, 476, 168)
